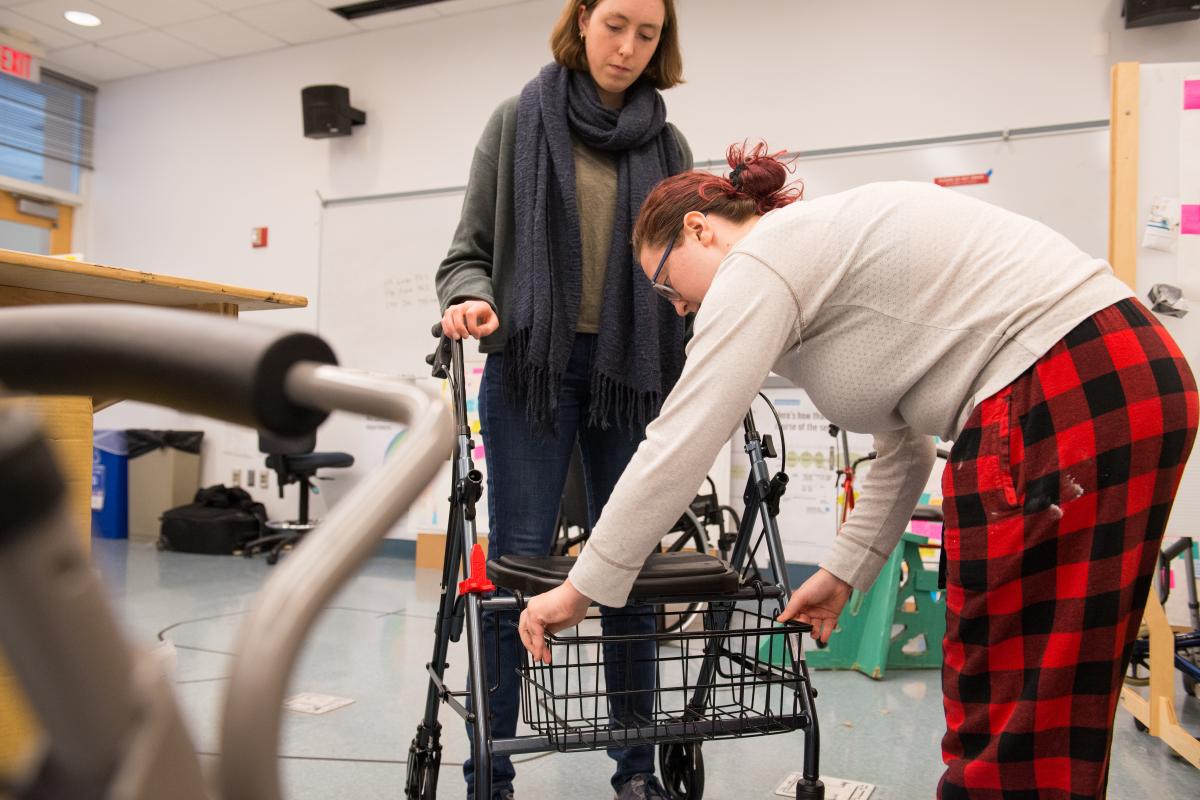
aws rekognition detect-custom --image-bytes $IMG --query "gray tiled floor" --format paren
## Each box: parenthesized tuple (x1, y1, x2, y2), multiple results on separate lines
(90, 540, 1200, 799)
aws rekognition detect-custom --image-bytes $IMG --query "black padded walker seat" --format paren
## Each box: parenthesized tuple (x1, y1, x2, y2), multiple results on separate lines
(487, 551, 739, 599)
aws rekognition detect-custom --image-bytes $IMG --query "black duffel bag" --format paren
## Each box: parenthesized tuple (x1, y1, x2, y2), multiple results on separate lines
(158, 484, 267, 555)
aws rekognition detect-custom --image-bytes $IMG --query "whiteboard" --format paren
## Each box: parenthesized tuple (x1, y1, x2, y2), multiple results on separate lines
(789, 127, 1111, 258)
(318, 190, 468, 377)
(1136, 62, 1200, 538)
(317, 191, 484, 539)
(316, 125, 1113, 546)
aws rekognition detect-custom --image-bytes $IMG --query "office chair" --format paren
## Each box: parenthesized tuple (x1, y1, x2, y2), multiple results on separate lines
(242, 430, 354, 564)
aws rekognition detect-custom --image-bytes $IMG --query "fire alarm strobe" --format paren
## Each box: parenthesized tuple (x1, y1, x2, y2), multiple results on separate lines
(302, 85, 366, 139)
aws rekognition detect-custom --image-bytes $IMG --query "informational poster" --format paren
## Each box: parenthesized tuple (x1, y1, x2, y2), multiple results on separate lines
(406, 360, 490, 538)
(309, 360, 489, 541)
(729, 386, 947, 566)
(1182, 75, 1200, 251)
(730, 388, 874, 565)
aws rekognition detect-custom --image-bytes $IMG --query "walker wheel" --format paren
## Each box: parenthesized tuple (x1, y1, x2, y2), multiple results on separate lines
(1184, 674, 1198, 699)
(405, 739, 440, 799)
(266, 551, 279, 565)
(794, 778, 825, 799)
(1133, 716, 1148, 733)
(659, 741, 704, 800)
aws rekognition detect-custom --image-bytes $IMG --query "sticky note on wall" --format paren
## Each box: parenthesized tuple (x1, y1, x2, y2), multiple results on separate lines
(1183, 204, 1200, 235)
(1186, 79, 1200, 110)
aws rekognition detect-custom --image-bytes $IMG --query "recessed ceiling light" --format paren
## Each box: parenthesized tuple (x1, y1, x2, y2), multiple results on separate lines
(64, 11, 102, 28)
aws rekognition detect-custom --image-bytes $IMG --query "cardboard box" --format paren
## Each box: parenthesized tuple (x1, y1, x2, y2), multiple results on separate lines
(128, 446, 201, 542)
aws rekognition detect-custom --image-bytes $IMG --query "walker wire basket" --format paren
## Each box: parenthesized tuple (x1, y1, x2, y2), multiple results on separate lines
(517, 596, 811, 753)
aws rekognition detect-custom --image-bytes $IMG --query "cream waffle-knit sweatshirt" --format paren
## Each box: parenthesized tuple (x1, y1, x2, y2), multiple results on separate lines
(568, 181, 1133, 607)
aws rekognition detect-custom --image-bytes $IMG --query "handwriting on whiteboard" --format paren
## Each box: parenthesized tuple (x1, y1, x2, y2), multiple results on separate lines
(382, 275, 437, 312)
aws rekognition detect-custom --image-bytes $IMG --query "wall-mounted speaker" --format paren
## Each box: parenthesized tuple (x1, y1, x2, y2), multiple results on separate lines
(1123, 0, 1200, 28)
(301, 85, 366, 139)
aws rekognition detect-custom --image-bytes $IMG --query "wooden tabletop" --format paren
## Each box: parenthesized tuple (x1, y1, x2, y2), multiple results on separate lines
(0, 248, 307, 311)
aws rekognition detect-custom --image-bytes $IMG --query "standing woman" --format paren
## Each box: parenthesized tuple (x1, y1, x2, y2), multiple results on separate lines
(435, 1, 692, 798)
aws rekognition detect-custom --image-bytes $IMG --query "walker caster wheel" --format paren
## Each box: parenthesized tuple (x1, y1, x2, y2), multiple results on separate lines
(266, 551, 279, 565)
(405, 741, 441, 799)
(794, 778, 825, 799)
(659, 741, 704, 800)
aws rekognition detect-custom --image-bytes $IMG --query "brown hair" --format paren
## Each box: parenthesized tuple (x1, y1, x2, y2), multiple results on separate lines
(633, 142, 803, 255)
(550, 0, 684, 91)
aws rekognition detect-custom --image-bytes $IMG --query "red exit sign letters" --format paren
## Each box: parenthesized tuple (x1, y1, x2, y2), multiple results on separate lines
(0, 44, 34, 80)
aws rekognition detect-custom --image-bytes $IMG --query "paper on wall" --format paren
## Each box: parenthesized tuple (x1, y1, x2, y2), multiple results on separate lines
(283, 692, 355, 715)
(774, 772, 875, 799)
(1142, 196, 1180, 253)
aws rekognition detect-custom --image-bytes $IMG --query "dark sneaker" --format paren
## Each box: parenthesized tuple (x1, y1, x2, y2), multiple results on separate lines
(614, 773, 669, 800)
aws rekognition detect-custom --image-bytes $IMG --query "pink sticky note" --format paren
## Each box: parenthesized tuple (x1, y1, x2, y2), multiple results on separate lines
(911, 520, 942, 541)
(1183, 204, 1200, 235)
(1185, 80, 1200, 110)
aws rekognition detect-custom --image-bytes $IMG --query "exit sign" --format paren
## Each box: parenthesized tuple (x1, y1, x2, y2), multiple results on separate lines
(0, 44, 36, 81)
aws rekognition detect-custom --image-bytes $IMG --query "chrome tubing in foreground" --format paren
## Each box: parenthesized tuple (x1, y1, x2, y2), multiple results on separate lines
(218, 363, 453, 800)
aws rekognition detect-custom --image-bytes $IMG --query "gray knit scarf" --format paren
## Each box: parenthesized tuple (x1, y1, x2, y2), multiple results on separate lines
(506, 62, 686, 437)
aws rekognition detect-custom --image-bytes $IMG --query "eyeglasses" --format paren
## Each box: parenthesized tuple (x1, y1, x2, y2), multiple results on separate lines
(649, 234, 681, 303)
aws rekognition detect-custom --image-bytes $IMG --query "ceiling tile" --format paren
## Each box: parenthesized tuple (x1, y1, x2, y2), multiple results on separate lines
(348, 4, 440, 31)
(10, 0, 145, 42)
(162, 12, 283, 57)
(46, 41, 152, 81)
(102, 28, 218, 69)
(433, 0, 532, 18)
(234, 0, 356, 45)
(93, 0, 214, 27)
(0, 8, 84, 49)
(202, 0, 277, 10)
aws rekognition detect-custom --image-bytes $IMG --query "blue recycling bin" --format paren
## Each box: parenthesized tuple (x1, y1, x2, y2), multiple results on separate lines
(92, 429, 129, 539)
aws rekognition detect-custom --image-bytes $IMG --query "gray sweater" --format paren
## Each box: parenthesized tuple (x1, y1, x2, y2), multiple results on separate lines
(434, 96, 693, 352)
(568, 181, 1133, 607)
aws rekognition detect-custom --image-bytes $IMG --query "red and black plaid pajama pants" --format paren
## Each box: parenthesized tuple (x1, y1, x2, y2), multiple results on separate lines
(939, 298, 1198, 799)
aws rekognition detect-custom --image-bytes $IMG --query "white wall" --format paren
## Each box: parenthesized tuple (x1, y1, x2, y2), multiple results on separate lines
(87, 0, 1200, 519)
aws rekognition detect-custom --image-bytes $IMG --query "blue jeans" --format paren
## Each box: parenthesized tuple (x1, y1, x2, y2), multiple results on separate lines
(464, 334, 657, 799)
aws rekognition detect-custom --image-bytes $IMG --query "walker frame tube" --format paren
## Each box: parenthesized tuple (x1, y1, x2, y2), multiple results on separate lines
(0, 306, 454, 800)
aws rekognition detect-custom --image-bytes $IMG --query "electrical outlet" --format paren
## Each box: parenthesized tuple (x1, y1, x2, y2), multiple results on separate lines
(259, 471, 269, 489)
(232, 469, 241, 486)
(247, 469, 256, 486)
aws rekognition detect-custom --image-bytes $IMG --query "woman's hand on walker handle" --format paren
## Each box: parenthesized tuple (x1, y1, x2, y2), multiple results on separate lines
(778, 568, 853, 644)
(519, 579, 592, 665)
(441, 300, 499, 340)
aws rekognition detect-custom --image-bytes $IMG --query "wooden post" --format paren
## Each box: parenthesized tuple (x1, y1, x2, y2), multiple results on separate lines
(1108, 62, 1139, 289)
(0, 396, 94, 779)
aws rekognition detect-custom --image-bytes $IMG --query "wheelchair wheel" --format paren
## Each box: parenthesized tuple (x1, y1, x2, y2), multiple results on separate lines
(657, 510, 711, 634)
(659, 741, 704, 800)
(1183, 645, 1200, 698)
